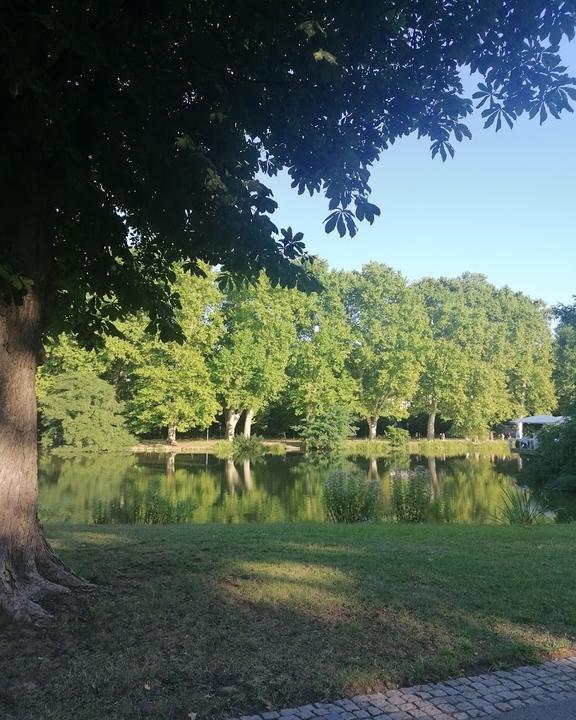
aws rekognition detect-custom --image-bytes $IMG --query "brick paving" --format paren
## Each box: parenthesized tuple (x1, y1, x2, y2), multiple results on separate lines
(230, 657, 576, 720)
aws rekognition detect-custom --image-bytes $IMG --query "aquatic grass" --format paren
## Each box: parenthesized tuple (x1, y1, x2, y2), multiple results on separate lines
(213, 440, 235, 459)
(391, 468, 433, 523)
(322, 470, 379, 523)
(497, 487, 553, 525)
(265, 442, 287, 455)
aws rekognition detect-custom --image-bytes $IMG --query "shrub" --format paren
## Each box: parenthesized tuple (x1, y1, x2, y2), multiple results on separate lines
(322, 470, 379, 523)
(231, 435, 265, 460)
(38, 369, 134, 451)
(295, 405, 357, 452)
(385, 426, 410, 448)
(391, 468, 433, 523)
(520, 417, 576, 492)
(213, 435, 265, 459)
(496, 486, 553, 525)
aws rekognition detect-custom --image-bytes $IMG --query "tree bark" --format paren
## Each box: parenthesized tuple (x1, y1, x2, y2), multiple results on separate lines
(0, 222, 86, 624)
(167, 422, 177, 446)
(367, 416, 378, 440)
(225, 407, 241, 441)
(243, 408, 254, 438)
(427, 405, 437, 440)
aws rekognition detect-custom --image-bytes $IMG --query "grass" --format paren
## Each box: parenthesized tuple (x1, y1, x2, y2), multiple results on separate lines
(2, 523, 576, 720)
(132, 438, 303, 454)
(344, 438, 511, 457)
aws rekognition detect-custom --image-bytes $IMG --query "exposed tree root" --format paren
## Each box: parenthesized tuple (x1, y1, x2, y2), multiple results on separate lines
(0, 525, 96, 626)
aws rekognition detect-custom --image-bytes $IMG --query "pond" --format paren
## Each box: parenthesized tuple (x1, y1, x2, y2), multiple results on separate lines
(38, 451, 576, 525)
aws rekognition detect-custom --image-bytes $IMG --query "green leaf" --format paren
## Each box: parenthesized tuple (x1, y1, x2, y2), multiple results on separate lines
(324, 212, 338, 234)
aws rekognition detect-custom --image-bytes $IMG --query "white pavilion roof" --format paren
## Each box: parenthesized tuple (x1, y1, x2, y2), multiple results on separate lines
(511, 415, 567, 425)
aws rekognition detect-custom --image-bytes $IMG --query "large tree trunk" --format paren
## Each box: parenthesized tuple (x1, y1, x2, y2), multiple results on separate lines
(427, 404, 437, 440)
(0, 223, 85, 624)
(367, 416, 378, 440)
(225, 407, 241, 441)
(243, 408, 254, 438)
(167, 422, 177, 446)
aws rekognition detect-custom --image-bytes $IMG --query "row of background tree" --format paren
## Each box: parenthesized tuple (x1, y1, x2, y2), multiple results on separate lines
(38, 260, 569, 450)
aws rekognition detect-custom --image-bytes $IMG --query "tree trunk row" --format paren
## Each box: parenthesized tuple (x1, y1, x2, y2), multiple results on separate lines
(165, 407, 255, 445)
(366, 408, 438, 442)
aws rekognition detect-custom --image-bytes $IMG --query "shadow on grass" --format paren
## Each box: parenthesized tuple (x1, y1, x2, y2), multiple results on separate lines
(2, 523, 575, 720)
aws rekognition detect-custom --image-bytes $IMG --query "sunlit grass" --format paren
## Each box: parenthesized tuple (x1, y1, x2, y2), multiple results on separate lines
(3, 523, 575, 720)
(344, 438, 511, 458)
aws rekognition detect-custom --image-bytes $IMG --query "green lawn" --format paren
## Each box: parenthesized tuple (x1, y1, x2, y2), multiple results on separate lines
(2, 523, 576, 719)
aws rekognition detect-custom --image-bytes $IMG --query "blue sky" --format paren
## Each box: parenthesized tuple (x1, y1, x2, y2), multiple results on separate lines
(267, 41, 576, 307)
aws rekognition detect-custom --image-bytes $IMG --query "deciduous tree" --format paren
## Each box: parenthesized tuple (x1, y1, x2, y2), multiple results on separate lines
(340, 263, 429, 439)
(553, 299, 576, 414)
(211, 274, 296, 440)
(1, 1, 574, 622)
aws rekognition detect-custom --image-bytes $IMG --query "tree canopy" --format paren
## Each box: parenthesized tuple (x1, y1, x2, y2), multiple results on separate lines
(38, 369, 134, 451)
(2, 2, 576, 341)
(554, 298, 576, 414)
(41, 263, 558, 444)
(2, 1, 576, 624)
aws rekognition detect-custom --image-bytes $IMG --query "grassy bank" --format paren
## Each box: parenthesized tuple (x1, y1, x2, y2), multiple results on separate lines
(129, 437, 510, 458)
(345, 438, 511, 457)
(2, 523, 575, 719)
(131, 438, 305, 454)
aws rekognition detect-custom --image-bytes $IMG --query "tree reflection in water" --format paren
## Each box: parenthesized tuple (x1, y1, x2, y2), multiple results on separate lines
(38, 451, 576, 525)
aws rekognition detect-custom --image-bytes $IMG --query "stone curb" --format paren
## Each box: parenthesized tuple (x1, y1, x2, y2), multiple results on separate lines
(229, 656, 576, 720)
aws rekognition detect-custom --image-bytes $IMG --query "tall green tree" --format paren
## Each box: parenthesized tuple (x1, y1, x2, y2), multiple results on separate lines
(553, 299, 576, 414)
(413, 277, 479, 438)
(340, 263, 429, 439)
(1, 1, 574, 622)
(212, 273, 296, 440)
(286, 266, 358, 424)
(415, 274, 510, 439)
(38, 370, 134, 451)
(104, 268, 222, 444)
(413, 276, 556, 438)
(500, 289, 557, 418)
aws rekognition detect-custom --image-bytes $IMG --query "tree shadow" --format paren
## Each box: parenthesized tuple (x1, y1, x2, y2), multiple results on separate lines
(2, 524, 575, 719)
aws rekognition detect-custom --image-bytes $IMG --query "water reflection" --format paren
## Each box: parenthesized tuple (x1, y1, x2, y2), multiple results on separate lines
(37, 452, 576, 525)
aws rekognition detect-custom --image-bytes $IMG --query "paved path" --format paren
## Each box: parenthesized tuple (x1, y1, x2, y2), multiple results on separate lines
(487, 694, 576, 719)
(230, 657, 576, 720)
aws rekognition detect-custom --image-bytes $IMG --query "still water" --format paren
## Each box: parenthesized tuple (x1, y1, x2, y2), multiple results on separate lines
(38, 451, 575, 525)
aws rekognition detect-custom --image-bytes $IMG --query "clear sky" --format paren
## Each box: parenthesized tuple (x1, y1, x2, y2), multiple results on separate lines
(267, 41, 576, 307)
